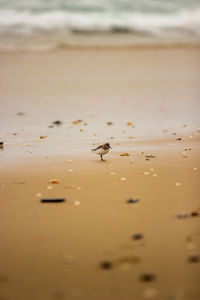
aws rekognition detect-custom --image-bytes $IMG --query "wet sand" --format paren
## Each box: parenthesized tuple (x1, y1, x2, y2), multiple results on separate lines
(0, 46, 200, 300)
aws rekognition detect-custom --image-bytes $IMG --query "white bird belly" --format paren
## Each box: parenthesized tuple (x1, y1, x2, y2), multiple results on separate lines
(95, 148, 109, 155)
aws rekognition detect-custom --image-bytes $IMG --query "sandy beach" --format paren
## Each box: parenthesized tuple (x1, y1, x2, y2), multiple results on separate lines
(0, 46, 200, 300)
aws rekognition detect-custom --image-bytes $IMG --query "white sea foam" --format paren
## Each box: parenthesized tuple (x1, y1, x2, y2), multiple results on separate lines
(0, 8, 200, 50)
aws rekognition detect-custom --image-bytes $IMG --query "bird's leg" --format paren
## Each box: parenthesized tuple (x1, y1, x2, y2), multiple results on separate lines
(100, 155, 104, 161)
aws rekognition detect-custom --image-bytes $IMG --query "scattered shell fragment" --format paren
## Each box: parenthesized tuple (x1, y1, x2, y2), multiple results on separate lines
(175, 182, 181, 187)
(47, 186, 53, 190)
(65, 185, 81, 190)
(127, 122, 133, 126)
(149, 168, 154, 171)
(152, 174, 158, 177)
(36, 193, 42, 198)
(144, 172, 150, 175)
(120, 177, 127, 181)
(74, 201, 81, 206)
(176, 212, 189, 219)
(120, 153, 130, 156)
(50, 178, 60, 184)
(193, 167, 197, 171)
(40, 135, 47, 139)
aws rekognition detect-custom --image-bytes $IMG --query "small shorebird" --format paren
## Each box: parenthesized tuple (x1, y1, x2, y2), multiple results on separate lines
(92, 143, 112, 161)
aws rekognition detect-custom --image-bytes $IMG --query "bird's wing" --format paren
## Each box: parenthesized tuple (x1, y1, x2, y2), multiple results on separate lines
(92, 144, 103, 151)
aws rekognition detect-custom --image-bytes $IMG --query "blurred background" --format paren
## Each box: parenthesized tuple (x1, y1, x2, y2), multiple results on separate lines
(0, 0, 200, 51)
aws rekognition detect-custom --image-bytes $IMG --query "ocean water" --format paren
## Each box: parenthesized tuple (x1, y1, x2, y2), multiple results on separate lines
(0, 0, 200, 50)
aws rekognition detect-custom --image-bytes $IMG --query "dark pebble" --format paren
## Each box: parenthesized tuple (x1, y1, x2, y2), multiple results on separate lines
(107, 122, 113, 125)
(0, 142, 4, 149)
(126, 198, 139, 204)
(48, 125, 54, 128)
(176, 138, 181, 141)
(140, 273, 156, 282)
(17, 112, 25, 116)
(40, 198, 66, 203)
(191, 211, 199, 217)
(132, 233, 144, 240)
(188, 255, 199, 263)
(146, 158, 150, 161)
(52, 120, 62, 125)
(100, 261, 113, 270)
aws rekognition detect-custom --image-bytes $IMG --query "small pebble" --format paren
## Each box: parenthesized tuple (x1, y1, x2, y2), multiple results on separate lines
(127, 122, 133, 126)
(132, 233, 144, 240)
(191, 211, 199, 217)
(188, 255, 199, 263)
(107, 122, 113, 125)
(52, 120, 62, 125)
(40, 198, 66, 203)
(140, 273, 156, 282)
(100, 261, 113, 270)
(0, 142, 4, 149)
(126, 198, 139, 204)
(176, 138, 181, 141)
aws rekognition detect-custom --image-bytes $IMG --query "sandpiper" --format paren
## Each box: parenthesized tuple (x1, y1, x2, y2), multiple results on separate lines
(92, 143, 112, 161)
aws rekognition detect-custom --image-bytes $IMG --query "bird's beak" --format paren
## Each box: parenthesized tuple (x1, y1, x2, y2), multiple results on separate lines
(109, 145, 112, 149)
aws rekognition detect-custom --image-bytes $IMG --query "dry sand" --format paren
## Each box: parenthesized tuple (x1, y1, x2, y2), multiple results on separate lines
(0, 46, 200, 300)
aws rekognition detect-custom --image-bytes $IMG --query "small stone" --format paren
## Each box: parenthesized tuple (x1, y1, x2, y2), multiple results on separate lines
(0, 142, 4, 149)
(100, 261, 113, 270)
(17, 112, 25, 116)
(176, 138, 181, 141)
(126, 198, 139, 204)
(140, 273, 156, 282)
(188, 255, 199, 263)
(127, 122, 133, 126)
(41, 198, 65, 203)
(107, 122, 113, 125)
(191, 211, 199, 217)
(52, 120, 62, 125)
(80, 129, 84, 132)
(132, 233, 144, 240)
